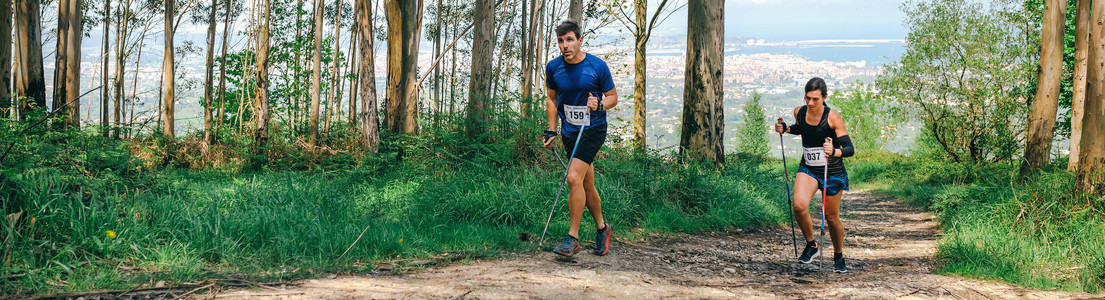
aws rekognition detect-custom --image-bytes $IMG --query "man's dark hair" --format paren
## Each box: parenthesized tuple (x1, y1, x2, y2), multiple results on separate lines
(555, 21, 582, 39)
(805, 77, 828, 98)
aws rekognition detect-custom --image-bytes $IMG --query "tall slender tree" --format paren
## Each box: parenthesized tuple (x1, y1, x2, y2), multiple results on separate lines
(309, 0, 323, 145)
(63, 0, 82, 128)
(384, 0, 422, 134)
(357, 0, 379, 151)
(520, 0, 540, 113)
(1070, 0, 1092, 171)
(113, 0, 133, 139)
(55, 0, 70, 122)
(203, 0, 217, 143)
(14, 0, 46, 118)
(679, 0, 724, 164)
(1079, 0, 1105, 196)
(216, 0, 234, 136)
(162, 0, 176, 138)
(1024, 0, 1067, 174)
(609, 0, 677, 150)
(0, 0, 10, 118)
(326, 0, 345, 132)
(466, 0, 494, 138)
(100, 0, 111, 135)
(255, 0, 272, 147)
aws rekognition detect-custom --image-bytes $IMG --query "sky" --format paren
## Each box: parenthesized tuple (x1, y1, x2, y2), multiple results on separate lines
(619, 0, 909, 41)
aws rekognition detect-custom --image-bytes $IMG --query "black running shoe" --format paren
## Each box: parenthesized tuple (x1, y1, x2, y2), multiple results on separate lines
(833, 256, 847, 273)
(554, 235, 581, 256)
(594, 223, 612, 256)
(798, 242, 820, 264)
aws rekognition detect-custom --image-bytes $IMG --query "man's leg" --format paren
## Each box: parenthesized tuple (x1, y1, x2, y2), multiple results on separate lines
(583, 163, 605, 229)
(566, 158, 590, 239)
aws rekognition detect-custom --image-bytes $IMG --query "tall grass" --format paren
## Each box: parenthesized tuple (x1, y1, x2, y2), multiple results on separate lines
(850, 152, 1105, 293)
(1, 117, 791, 297)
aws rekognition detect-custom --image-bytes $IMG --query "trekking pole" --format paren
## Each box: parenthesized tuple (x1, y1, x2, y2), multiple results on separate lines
(819, 137, 831, 271)
(777, 119, 799, 259)
(537, 104, 592, 250)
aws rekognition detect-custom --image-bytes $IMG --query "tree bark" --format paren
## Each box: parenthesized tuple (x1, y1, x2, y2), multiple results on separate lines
(114, 0, 132, 139)
(1070, 0, 1092, 171)
(1078, 0, 1105, 196)
(327, 0, 344, 133)
(1023, 0, 1066, 173)
(466, 0, 494, 138)
(309, 0, 323, 145)
(101, 0, 111, 136)
(568, 0, 581, 27)
(216, 0, 234, 138)
(357, 0, 379, 151)
(632, 0, 646, 150)
(14, 0, 46, 118)
(54, 0, 69, 122)
(203, 0, 217, 144)
(0, 0, 10, 118)
(255, 0, 272, 148)
(293, 0, 302, 132)
(679, 0, 724, 165)
(64, 0, 82, 128)
(347, 19, 358, 123)
(162, 0, 176, 138)
(384, 0, 422, 134)
(520, 0, 539, 112)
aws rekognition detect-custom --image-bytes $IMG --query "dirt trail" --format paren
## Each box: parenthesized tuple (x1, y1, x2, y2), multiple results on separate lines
(208, 191, 1098, 299)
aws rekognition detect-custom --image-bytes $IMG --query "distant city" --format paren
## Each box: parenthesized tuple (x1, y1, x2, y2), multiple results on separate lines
(58, 30, 909, 156)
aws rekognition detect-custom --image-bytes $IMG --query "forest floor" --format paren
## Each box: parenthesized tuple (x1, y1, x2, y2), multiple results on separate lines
(79, 191, 1102, 299)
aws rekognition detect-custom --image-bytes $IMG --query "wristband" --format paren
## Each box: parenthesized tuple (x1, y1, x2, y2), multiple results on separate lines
(543, 130, 558, 142)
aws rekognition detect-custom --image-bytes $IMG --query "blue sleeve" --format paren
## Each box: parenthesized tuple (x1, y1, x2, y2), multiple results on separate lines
(545, 62, 557, 90)
(599, 61, 615, 93)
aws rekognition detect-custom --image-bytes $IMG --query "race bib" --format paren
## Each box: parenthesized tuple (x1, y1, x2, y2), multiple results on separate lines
(564, 105, 591, 127)
(803, 147, 827, 166)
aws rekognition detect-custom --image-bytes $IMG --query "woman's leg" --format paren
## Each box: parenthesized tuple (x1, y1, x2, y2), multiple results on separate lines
(824, 191, 845, 254)
(793, 172, 820, 242)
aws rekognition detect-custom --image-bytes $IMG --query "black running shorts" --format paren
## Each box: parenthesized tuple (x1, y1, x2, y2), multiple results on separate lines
(561, 124, 607, 165)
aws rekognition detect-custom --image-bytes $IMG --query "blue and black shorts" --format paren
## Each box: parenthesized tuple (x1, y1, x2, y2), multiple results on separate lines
(798, 165, 850, 196)
(562, 124, 607, 165)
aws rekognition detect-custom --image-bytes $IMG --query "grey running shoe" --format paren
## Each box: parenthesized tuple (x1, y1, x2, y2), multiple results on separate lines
(833, 256, 848, 273)
(554, 235, 581, 256)
(594, 223, 612, 256)
(798, 242, 820, 264)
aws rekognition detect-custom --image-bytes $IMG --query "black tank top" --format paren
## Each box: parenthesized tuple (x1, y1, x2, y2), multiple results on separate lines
(795, 104, 846, 176)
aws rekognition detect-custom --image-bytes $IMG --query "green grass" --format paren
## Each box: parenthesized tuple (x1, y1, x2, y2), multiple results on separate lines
(850, 152, 1105, 293)
(0, 128, 792, 297)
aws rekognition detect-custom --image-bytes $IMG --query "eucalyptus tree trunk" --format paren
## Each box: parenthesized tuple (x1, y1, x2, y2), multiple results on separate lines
(162, 0, 176, 137)
(357, 0, 379, 151)
(679, 0, 724, 165)
(1023, 0, 1066, 173)
(1078, 0, 1105, 196)
(1070, 0, 1092, 171)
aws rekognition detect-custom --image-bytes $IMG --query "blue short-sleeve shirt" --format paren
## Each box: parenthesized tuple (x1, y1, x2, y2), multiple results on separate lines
(546, 53, 616, 137)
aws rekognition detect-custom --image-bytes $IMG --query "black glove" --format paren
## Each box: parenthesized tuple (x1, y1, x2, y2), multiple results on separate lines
(543, 130, 558, 143)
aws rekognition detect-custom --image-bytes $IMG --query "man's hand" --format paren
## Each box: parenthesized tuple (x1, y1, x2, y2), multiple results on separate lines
(775, 118, 786, 134)
(542, 130, 557, 149)
(587, 93, 600, 111)
(823, 137, 835, 156)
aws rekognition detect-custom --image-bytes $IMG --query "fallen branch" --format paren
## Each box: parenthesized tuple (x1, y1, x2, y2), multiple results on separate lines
(336, 224, 371, 262)
(173, 282, 217, 299)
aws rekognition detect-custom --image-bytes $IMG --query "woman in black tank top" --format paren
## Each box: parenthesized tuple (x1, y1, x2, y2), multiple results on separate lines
(774, 78, 857, 273)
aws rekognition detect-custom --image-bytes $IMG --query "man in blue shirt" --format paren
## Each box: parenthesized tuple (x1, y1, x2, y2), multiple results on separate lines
(541, 20, 618, 257)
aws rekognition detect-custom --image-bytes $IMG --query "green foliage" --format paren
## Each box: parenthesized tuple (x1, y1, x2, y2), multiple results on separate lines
(834, 83, 904, 153)
(0, 106, 790, 297)
(853, 153, 1105, 293)
(879, 0, 1035, 164)
(736, 92, 769, 160)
